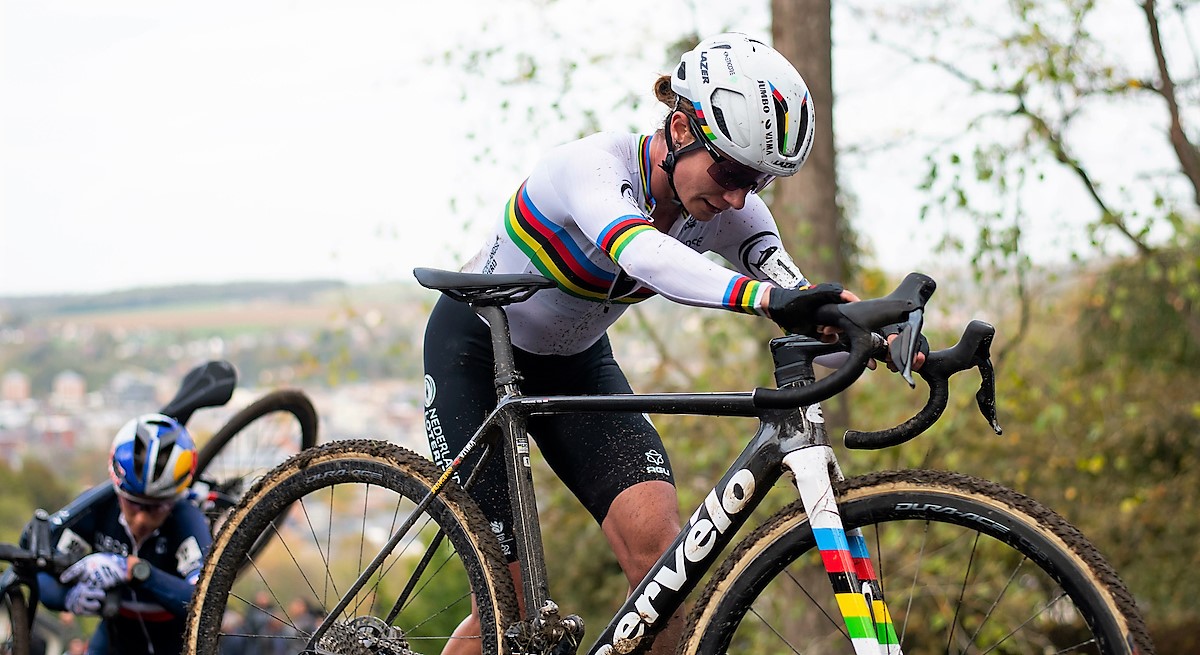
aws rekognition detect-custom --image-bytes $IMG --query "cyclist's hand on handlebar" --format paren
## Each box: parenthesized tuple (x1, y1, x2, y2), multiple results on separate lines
(61, 552, 127, 590)
(65, 580, 107, 616)
(765, 283, 852, 340)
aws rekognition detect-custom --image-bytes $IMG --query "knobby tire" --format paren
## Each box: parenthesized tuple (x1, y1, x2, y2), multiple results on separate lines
(185, 439, 518, 655)
(681, 469, 1154, 655)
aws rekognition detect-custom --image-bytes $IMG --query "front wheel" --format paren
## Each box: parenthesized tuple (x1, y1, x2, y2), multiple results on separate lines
(682, 469, 1154, 654)
(185, 440, 519, 655)
(0, 587, 30, 655)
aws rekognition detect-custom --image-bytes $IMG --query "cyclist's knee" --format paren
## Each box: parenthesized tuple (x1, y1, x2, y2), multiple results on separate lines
(603, 481, 680, 573)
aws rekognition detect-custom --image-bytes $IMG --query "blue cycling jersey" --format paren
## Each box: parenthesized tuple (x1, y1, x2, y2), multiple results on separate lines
(36, 484, 211, 655)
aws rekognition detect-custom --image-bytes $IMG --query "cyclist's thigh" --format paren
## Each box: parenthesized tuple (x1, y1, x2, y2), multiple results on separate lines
(523, 335, 675, 526)
(422, 295, 519, 560)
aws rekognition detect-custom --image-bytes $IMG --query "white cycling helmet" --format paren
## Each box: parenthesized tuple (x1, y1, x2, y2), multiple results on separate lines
(671, 33, 816, 177)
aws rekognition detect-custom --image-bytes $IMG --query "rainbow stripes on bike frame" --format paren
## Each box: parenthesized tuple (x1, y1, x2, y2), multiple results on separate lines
(786, 446, 902, 655)
(813, 527, 900, 650)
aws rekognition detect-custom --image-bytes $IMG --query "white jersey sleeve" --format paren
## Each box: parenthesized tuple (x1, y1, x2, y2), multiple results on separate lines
(535, 139, 771, 314)
(462, 132, 809, 355)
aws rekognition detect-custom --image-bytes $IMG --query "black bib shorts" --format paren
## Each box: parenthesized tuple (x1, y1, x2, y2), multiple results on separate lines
(423, 295, 675, 563)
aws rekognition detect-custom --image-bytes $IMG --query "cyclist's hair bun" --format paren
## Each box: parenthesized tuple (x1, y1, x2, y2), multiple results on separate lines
(653, 74, 676, 106)
(653, 74, 700, 125)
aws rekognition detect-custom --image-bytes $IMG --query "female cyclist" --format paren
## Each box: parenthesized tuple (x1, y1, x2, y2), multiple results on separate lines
(424, 32, 860, 655)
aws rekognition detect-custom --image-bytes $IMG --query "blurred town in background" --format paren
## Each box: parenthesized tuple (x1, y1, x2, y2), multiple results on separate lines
(0, 277, 690, 491)
(0, 280, 439, 488)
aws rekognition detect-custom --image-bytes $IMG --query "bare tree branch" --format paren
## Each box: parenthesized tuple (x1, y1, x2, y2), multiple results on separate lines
(1013, 97, 1155, 255)
(1143, 0, 1200, 204)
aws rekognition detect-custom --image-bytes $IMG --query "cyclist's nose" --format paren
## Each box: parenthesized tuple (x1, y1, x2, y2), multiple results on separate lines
(723, 187, 749, 210)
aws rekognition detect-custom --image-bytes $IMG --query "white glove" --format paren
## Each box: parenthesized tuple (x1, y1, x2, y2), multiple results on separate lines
(64, 581, 107, 616)
(61, 552, 128, 590)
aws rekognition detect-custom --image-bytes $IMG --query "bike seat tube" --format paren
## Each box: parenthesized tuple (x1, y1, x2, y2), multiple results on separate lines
(472, 302, 554, 613)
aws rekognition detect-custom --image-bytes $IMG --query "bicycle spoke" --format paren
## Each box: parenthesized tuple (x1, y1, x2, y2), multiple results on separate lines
(965, 555, 1025, 647)
(945, 530, 982, 653)
(783, 567, 850, 641)
(384, 529, 447, 624)
(898, 519, 931, 648)
(353, 483, 370, 617)
(746, 606, 805, 654)
(976, 591, 1070, 655)
(323, 486, 335, 604)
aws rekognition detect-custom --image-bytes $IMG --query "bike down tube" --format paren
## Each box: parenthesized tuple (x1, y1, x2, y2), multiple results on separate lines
(783, 446, 903, 655)
(587, 411, 803, 655)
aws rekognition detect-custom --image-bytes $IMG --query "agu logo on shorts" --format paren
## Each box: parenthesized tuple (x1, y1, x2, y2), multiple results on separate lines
(424, 374, 436, 407)
(645, 449, 670, 477)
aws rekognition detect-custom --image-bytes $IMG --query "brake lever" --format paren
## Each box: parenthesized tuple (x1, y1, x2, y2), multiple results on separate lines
(888, 308, 924, 388)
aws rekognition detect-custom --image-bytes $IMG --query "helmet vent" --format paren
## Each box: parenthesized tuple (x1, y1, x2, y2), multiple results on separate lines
(675, 61, 686, 81)
(773, 96, 789, 155)
(711, 106, 733, 142)
(791, 93, 811, 157)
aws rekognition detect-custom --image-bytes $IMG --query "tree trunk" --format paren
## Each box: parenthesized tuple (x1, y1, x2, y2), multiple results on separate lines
(772, 0, 851, 426)
(771, 0, 845, 285)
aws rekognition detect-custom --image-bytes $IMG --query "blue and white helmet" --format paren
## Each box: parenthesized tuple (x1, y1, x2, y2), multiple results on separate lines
(672, 33, 816, 177)
(109, 413, 197, 501)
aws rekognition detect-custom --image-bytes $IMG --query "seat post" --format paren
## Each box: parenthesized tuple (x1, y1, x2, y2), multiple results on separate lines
(473, 304, 522, 398)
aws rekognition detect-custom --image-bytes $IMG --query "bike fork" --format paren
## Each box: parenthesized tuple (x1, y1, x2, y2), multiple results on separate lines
(783, 445, 902, 655)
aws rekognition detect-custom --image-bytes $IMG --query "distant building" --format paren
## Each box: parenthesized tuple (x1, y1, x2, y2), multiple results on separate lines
(0, 424, 29, 467)
(50, 371, 86, 410)
(2, 370, 31, 401)
(30, 414, 80, 453)
(108, 369, 160, 408)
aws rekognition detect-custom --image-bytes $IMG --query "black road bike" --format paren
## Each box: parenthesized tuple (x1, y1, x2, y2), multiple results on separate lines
(185, 270, 1153, 654)
(0, 361, 318, 655)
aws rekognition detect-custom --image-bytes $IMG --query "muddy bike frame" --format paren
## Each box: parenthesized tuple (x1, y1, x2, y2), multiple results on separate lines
(305, 269, 997, 655)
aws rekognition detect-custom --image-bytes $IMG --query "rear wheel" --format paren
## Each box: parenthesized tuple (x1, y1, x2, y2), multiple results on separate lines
(0, 587, 30, 655)
(185, 440, 518, 655)
(682, 470, 1154, 654)
(194, 388, 318, 542)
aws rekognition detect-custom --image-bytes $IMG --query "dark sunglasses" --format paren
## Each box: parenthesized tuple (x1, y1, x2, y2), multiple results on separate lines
(119, 494, 175, 514)
(684, 116, 776, 192)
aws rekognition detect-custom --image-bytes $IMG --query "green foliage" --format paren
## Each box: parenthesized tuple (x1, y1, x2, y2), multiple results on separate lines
(854, 261, 1199, 641)
(1079, 244, 1200, 370)
(877, 4, 1200, 640)
(0, 459, 74, 544)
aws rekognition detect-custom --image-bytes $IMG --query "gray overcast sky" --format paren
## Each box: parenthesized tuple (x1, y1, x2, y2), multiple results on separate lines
(3, 1, 1193, 297)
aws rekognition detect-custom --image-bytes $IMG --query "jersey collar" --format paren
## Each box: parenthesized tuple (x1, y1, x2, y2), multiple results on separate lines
(638, 134, 657, 215)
